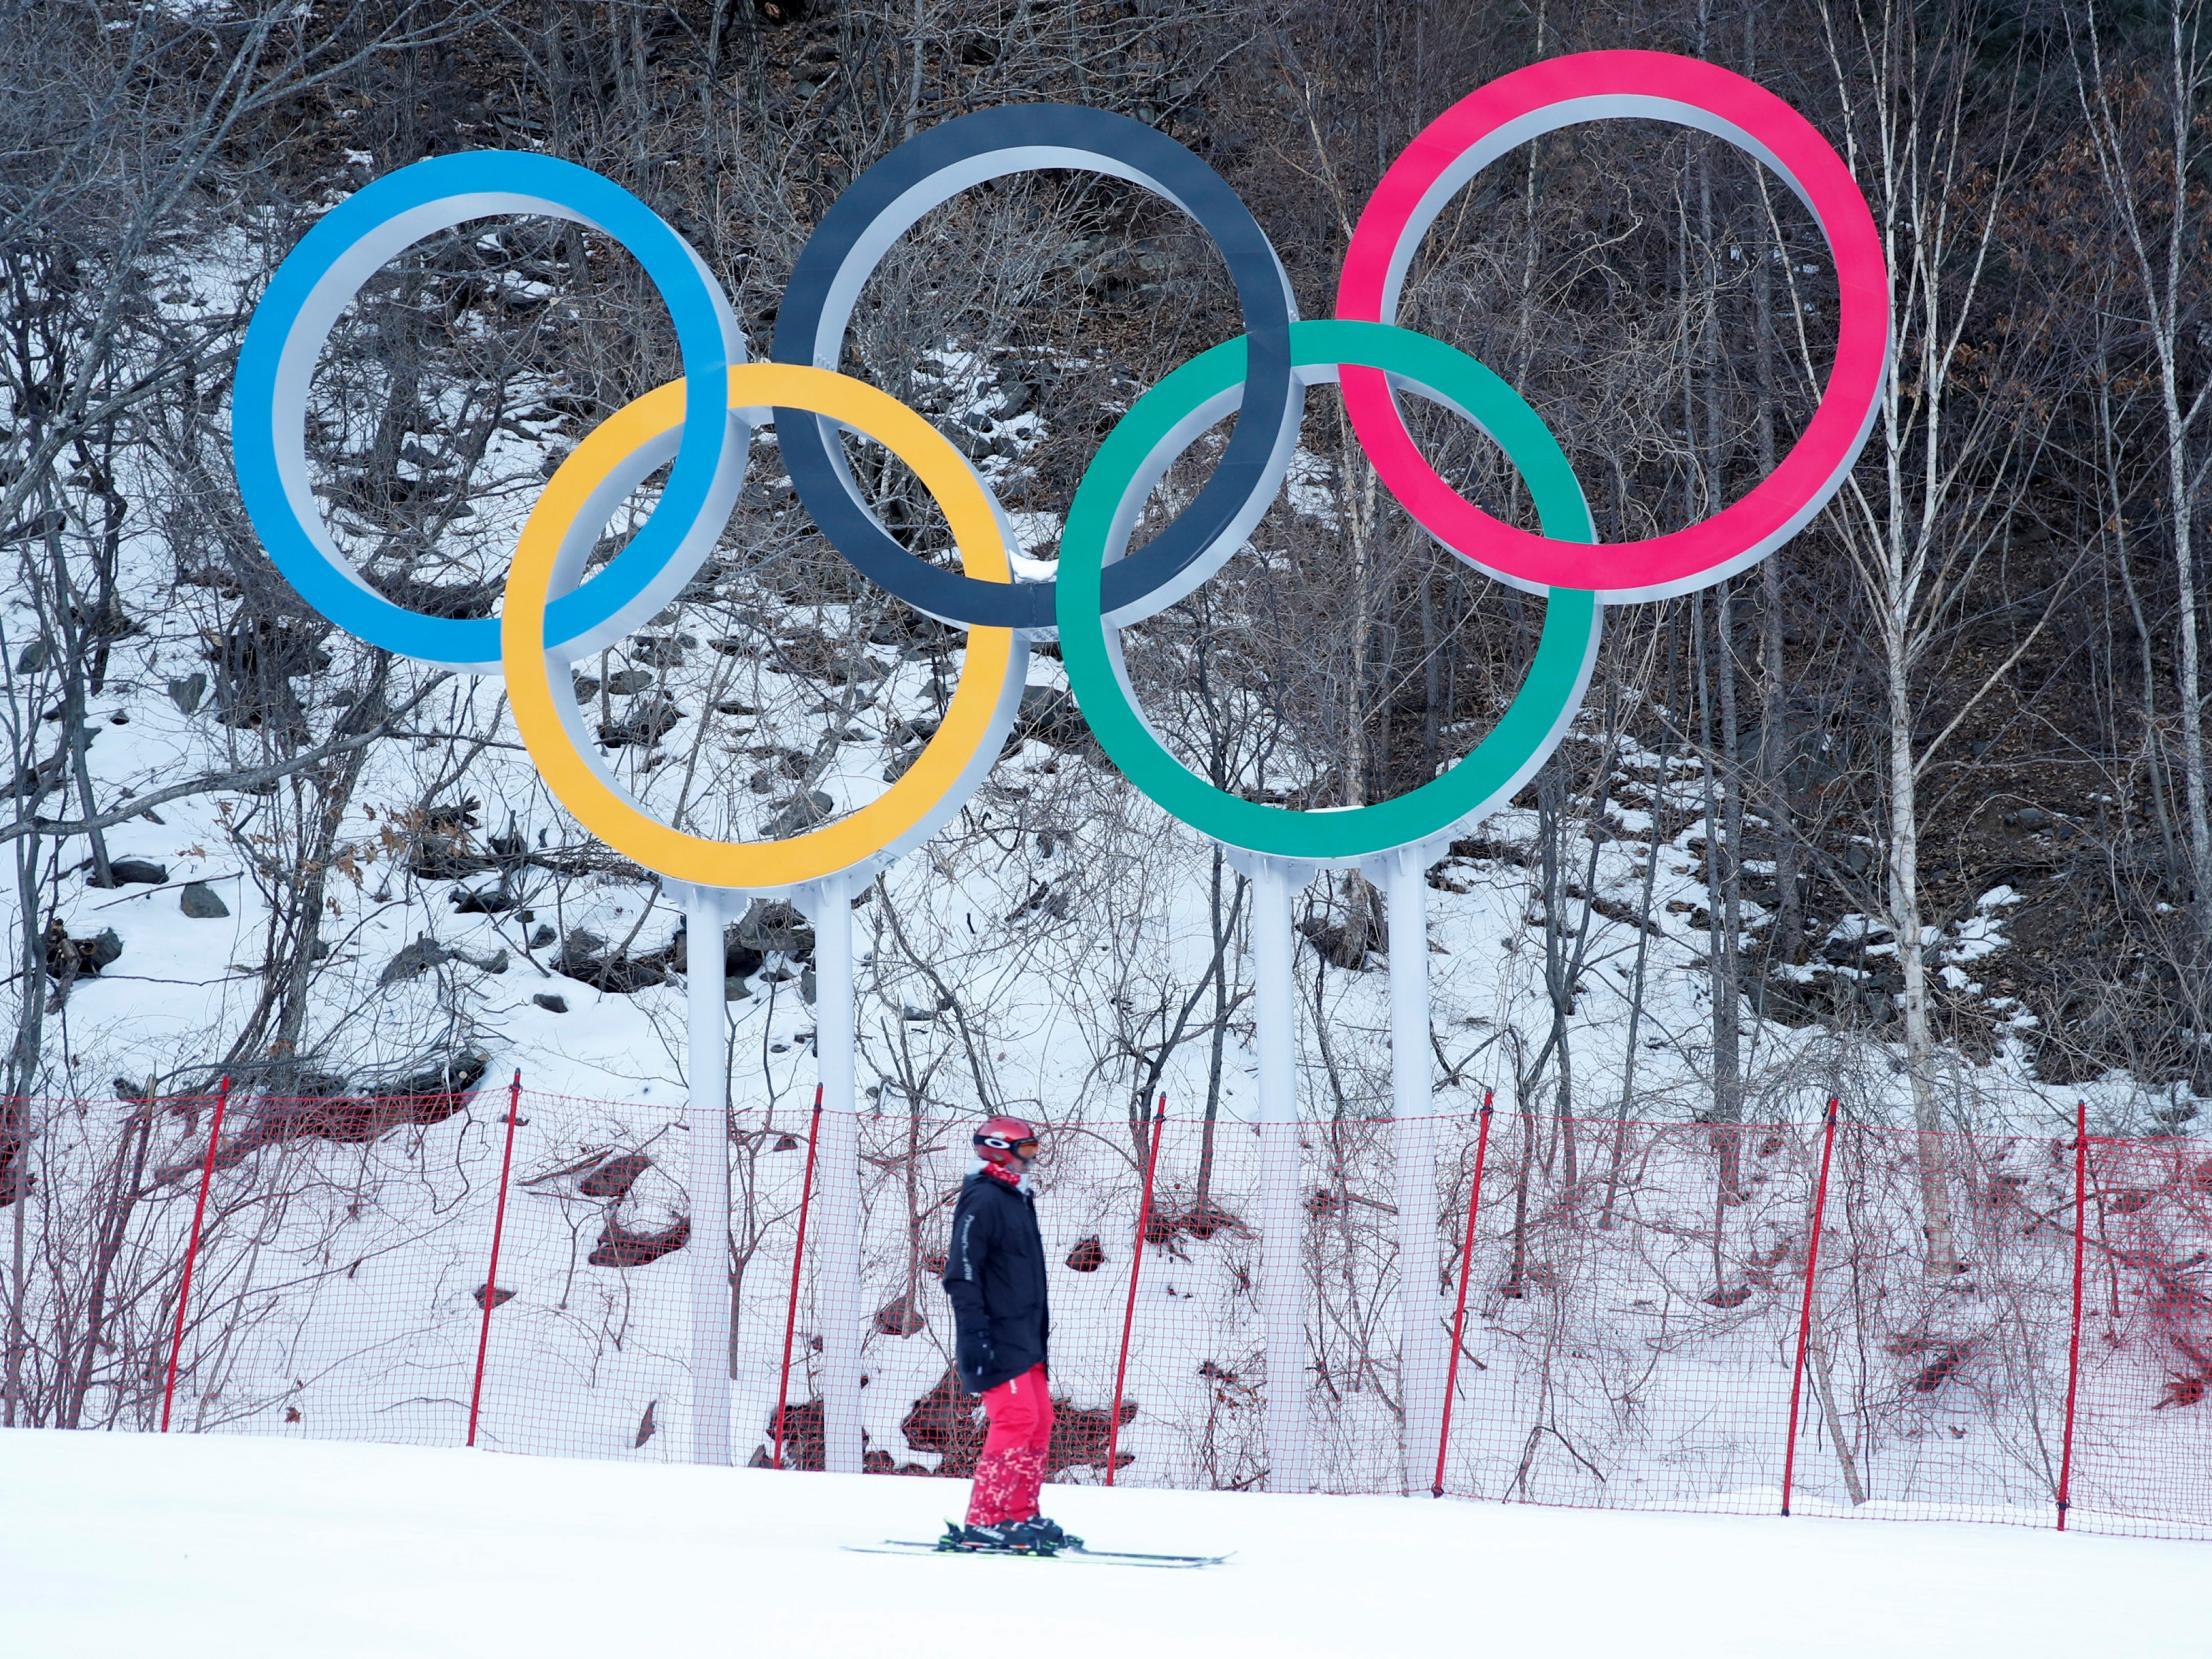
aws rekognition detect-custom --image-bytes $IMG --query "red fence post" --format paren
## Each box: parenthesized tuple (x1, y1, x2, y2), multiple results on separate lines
(773, 1085, 825, 1470)
(1781, 1096, 1840, 1516)
(161, 1075, 230, 1433)
(2056, 1098, 2088, 1532)
(1106, 1096, 1166, 1488)
(1431, 1089, 1495, 1498)
(466, 1071, 525, 1448)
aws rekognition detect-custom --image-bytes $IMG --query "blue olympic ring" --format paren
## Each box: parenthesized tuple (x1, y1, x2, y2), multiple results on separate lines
(232, 151, 748, 671)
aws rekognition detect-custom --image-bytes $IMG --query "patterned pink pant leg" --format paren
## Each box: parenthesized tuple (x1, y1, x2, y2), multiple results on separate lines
(966, 1365, 1055, 1525)
(1007, 1385, 1055, 1518)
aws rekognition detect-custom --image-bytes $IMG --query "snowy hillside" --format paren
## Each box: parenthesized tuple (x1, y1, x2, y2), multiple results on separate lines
(7, 199, 2202, 1544)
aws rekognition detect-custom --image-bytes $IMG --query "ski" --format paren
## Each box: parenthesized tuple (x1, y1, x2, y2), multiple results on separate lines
(1063, 1545, 1232, 1567)
(844, 1539, 1231, 1569)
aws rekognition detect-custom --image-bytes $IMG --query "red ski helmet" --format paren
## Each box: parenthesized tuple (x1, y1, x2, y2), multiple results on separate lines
(973, 1115, 1040, 1166)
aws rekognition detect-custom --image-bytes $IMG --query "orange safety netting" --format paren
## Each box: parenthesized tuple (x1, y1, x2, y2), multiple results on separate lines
(10, 1084, 2207, 1543)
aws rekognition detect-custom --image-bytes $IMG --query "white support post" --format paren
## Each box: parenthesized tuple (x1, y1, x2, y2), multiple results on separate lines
(685, 883, 732, 1466)
(1249, 856, 1311, 1494)
(1384, 850, 1442, 1496)
(803, 869, 866, 1476)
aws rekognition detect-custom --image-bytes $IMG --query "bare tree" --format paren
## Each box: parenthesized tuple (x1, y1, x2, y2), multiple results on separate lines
(1813, 0, 2066, 1276)
(2071, 1, 2212, 937)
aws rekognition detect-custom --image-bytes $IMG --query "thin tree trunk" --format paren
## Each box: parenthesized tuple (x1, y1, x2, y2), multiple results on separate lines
(61, 1101, 152, 1429)
(5, 1158, 24, 1425)
(1808, 1312, 1868, 1506)
(2158, 341, 2210, 932)
(1683, 117, 1744, 1196)
(1886, 577, 1960, 1279)
(1196, 849, 1242, 1219)
(1748, 60, 1803, 957)
(1603, 633, 1674, 1232)
(1537, 767, 1577, 1188)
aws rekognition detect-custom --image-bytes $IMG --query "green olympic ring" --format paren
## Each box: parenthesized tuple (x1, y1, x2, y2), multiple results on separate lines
(1056, 319, 1602, 866)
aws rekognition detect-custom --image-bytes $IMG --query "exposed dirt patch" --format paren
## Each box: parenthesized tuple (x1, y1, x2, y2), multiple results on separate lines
(588, 1214, 689, 1268)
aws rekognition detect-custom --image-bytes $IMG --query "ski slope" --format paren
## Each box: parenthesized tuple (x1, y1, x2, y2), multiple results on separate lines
(0, 1429, 2198, 1657)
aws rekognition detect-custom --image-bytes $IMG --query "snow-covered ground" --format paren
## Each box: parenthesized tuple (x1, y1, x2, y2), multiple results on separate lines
(1, 1428, 2199, 1658)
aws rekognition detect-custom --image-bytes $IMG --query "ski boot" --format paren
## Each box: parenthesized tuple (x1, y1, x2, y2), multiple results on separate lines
(938, 1518, 1060, 1555)
(1026, 1515, 1085, 1551)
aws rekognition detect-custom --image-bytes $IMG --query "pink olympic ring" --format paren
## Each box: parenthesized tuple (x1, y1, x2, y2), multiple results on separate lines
(1335, 50, 1890, 602)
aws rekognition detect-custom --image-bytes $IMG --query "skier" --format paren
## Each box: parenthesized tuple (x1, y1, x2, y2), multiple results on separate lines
(939, 1114, 1081, 1553)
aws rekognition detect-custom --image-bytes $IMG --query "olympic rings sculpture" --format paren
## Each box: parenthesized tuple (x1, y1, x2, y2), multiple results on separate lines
(231, 50, 1889, 895)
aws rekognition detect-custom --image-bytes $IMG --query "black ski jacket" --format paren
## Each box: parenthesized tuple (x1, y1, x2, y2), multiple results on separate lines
(941, 1169, 1050, 1395)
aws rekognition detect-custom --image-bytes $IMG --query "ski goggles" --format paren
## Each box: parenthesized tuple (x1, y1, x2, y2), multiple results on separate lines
(233, 51, 1887, 889)
(977, 1133, 1041, 1159)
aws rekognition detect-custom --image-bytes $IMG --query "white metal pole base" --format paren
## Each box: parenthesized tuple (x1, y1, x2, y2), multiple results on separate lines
(802, 869, 866, 1476)
(1247, 855, 1312, 1495)
(685, 883, 733, 1466)
(1381, 851, 1442, 1496)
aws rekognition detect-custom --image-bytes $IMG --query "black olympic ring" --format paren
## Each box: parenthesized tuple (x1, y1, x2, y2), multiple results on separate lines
(770, 103, 1301, 633)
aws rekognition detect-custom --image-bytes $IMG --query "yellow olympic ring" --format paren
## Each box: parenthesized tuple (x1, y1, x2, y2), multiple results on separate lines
(502, 364, 1024, 891)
